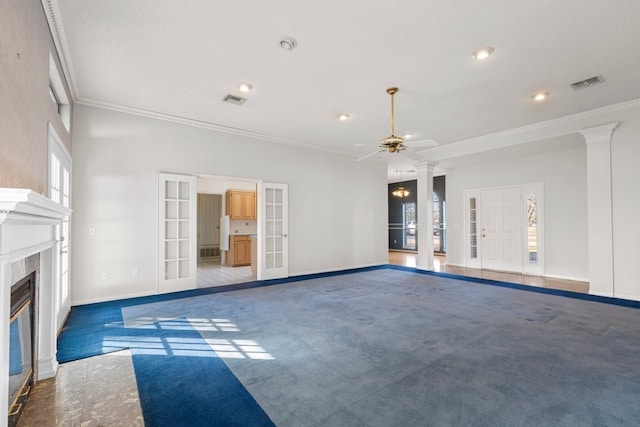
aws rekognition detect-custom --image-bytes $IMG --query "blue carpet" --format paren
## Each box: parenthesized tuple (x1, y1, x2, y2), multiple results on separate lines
(57, 265, 640, 425)
(130, 318, 274, 427)
(58, 265, 386, 363)
(58, 298, 274, 426)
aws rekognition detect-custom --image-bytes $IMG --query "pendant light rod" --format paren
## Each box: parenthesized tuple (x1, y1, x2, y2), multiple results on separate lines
(387, 87, 398, 136)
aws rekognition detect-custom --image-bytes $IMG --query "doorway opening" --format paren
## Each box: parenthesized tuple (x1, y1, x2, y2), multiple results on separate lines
(195, 176, 257, 288)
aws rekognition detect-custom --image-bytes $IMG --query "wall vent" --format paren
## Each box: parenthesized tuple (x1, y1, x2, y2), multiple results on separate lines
(222, 94, 247, 105)
(199, 246, 220, 259)
(570, 75, 605, 91)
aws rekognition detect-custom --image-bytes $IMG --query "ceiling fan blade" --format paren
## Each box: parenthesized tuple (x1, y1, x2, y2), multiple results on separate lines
(405, 139, 438, 148)
(355, 143, 381, 147)
(356, 149, 385, 162)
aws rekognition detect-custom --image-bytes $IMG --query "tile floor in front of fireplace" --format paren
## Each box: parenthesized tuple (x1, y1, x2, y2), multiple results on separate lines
(17, 350, 143, 427)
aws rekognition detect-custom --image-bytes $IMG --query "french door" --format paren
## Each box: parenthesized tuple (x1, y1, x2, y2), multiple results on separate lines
(158, 173, 197, 293)
(257, 182, 288, 280)
(48, 125, 71, 331)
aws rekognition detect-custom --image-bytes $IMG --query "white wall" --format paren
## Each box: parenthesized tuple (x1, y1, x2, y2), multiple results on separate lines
(446, 136, 589, 281)
(71, 104, 388, 304)
(197, 177, 256, 194)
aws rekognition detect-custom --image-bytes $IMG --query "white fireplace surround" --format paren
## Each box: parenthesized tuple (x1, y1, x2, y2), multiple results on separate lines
(0, 188, 71, 426)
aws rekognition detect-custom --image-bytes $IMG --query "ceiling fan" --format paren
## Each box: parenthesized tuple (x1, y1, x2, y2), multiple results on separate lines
(356, 87, 436, 162)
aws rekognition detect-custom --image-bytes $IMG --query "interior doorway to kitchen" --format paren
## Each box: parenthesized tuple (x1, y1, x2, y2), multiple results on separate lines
(195, 175, 257, 288)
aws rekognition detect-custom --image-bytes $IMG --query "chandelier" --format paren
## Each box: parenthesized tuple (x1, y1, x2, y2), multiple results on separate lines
(392, 187, 410, 198)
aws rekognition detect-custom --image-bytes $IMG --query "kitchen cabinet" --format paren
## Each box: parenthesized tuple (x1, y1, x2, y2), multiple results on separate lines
(226, 190, 256, 219)
(227, 235, 251, 266)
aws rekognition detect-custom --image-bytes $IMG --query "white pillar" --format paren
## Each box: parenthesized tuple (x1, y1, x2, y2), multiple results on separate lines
(416, 161, 436, 270)
(579, 123, 617, 297)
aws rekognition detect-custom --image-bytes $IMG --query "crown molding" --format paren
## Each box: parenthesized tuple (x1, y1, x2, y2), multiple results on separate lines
(421, 98, 640, 161)
(76, 98, 353, 158)
(41, 0, 79, 100)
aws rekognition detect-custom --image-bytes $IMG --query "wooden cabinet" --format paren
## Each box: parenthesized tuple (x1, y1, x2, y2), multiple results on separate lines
(227, 235, 251, 266)
(226, 190, 256, 219)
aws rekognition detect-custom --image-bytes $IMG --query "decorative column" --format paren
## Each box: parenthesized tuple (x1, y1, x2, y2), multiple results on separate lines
(579, 123, 617, 297)
(416, 161, 436, 270)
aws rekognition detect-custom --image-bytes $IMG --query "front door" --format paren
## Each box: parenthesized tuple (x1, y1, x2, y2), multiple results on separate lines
(257, 182, 288, 280)
(481, 187, 522, 272)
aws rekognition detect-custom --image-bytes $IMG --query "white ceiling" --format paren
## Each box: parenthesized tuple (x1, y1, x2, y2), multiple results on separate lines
(46, 0, 640, 180)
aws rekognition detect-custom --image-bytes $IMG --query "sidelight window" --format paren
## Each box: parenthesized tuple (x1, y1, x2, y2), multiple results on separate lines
(402, 202, 416, 250)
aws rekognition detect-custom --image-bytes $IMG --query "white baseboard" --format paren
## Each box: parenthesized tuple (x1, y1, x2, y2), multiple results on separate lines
(611, 292, 640, 302)
(589, 290, 614, 298)
(544, 273, 589, 282)
(292, 262, 385, 278)
(37, 357, 58, 380)
(71, 289, 158, 306)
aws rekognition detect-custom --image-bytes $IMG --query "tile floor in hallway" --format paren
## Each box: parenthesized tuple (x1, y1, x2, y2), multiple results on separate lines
(17, 253, 589, 426)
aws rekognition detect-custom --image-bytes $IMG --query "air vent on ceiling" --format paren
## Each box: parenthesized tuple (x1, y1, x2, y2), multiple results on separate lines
(570, 75, 605, 91)
(222, 94, 247, 105)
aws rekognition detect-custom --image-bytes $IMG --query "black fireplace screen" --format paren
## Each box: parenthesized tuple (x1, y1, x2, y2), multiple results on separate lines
(8, 273, 34, 426)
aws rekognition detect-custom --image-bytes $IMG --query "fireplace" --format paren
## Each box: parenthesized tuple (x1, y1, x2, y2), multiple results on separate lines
(1, 189, 72, 427)
(8, 272, 35, 427)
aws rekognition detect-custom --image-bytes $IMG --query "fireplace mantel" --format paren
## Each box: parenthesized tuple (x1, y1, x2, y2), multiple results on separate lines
(0, 188, 70, 225)
(1, 188, 72, 426)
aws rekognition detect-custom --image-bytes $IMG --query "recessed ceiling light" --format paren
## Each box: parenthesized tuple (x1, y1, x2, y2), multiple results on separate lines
(532, 91, 550, 102)
(472, 47, 494, 60)
(338, 114, 350, 121)
(237, 83, 253, 93)
(404, 133, 414, 139)
(279, 37, 297, 51)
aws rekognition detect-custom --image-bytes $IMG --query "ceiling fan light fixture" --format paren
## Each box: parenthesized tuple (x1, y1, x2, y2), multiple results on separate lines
(472, 47, 494, 60)
(380, 87, 405, 153)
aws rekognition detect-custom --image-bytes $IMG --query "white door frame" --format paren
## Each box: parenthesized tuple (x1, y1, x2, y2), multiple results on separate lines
(47, 123, 72, 332)
(464, 183, 544, 275)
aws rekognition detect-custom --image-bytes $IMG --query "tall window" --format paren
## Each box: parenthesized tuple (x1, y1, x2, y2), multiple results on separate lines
(403, 202, 416, 250)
